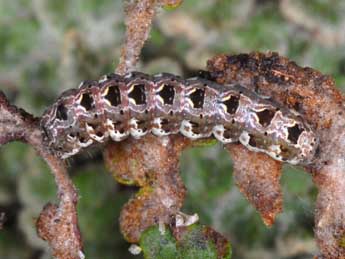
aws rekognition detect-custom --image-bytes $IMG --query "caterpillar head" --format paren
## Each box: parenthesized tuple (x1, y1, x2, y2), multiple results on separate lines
(40, 89, 79, 156)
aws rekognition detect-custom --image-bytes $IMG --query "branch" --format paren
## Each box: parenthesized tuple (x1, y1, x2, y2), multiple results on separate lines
(207, 51, 345, 258)
(116, 0, 158, 74)
(116, 0, 183, 74)
(36, 152, 82, 259)
(0, 91, 83, 259)
(0, 91, 38, 145)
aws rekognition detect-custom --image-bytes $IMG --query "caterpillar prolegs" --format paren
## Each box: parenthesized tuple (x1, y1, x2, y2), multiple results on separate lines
(40, 72, 318, 164)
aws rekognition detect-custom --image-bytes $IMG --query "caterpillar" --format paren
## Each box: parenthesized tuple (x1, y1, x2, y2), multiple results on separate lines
(40, 72, 318, 165)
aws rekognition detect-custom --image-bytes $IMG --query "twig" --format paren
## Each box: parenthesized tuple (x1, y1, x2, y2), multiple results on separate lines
(36, 152, 82, 259)
(116, 0, 183, 74)
(116, 0, 158, 74)
(0, 92, 83, 259)
(0, 91, 38, 145)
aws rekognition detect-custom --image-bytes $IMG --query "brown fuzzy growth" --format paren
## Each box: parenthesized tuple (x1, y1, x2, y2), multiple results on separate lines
(104, 134, 191, 243)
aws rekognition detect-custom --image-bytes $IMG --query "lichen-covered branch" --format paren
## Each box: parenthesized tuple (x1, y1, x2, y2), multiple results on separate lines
(116, 0, 158, 74)
(116, 0, 183, 74)
(0, 91, 38, 145)
(207, 51, 345, 258)
(313, 166, 345, 258)
(36, 152, 82, 259)
(0, 91, 83, 259)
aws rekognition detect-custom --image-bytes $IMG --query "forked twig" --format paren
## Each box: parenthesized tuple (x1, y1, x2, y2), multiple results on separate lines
(0, 79, 83, 259)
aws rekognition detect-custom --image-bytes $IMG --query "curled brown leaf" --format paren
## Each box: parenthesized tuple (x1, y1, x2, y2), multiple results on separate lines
(226, 144, 283, 226)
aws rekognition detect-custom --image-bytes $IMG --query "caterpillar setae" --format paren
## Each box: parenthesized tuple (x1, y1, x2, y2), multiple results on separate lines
(40, 72, 318, 164)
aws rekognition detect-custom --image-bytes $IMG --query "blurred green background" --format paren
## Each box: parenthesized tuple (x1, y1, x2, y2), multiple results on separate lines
(1, 0, 345, 258)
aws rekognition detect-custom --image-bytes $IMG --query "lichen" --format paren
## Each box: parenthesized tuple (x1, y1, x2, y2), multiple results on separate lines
(140, 223, 232, 259)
